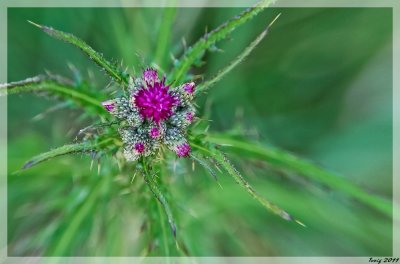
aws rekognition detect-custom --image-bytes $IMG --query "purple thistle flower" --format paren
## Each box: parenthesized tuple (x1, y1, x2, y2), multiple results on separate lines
(175, 143, 191, 157)
(134, 142, 145, 154)
(104, 68, 197, 161)
(133, 80, 178, 123)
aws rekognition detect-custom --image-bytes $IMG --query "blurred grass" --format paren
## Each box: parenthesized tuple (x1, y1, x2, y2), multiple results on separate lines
(7, 7, 392, 256)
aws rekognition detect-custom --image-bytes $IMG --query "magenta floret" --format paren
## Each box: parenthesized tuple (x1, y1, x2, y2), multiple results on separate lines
(175, 143, 191, 157)
(134, 81, 178, 123)
(134, 142, 145, 153)
(150, 127, 160, 138)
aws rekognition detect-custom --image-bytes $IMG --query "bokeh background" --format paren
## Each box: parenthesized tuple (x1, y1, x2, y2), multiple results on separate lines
(7, 7, 393, 256)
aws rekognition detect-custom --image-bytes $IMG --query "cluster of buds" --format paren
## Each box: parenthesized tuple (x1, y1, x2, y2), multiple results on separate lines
(102, 68, 196, 161)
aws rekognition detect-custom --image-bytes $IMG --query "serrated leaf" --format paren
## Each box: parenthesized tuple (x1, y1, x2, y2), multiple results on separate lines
(207, 133, 392, 218)
(1, 75, 107, 115)
(213, 148, 304, 225)
(20, 138, 116, 171)
(169, 0, 276, 84)
(21, 142, 93, 170)
(190, 153, 219, 183)
(196, 13, 281, 95)
(190, 141, 303, 225)
(28, 21, 129, 85)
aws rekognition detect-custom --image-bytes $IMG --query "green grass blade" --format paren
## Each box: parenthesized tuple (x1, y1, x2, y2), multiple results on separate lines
(156, 197, 170, 256)
(196, 14, 281, 95)
(1, 75, 107, 115)
(207, 133, 392, 217)
(28, 21, 129, 85)
(169, 0, 275, 84)
(154, 6, 176, 69)
(141, 163, 177, 238)
(50, 176, 106, 255)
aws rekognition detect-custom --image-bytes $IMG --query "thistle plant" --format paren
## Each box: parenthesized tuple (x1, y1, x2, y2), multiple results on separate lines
(104, 68, 196, 161)
(3, 0, 392, 256)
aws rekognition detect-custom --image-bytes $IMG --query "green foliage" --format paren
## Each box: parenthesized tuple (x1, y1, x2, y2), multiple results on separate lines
(1, 75, 107, 115)
(28, 21, 130, 85)
(6, 4, 392, 257)
(154, 7, 177, 69)
(141, 160, 177, 239)
(49, 176, 106, 255)
(21, 142, 91, 170)
(169, 0, 276, 84)
(207, 133, 392, 218)
(20, 137, 117, 171)
(190, 139, 304, 225)
(196, 13, 281, 95)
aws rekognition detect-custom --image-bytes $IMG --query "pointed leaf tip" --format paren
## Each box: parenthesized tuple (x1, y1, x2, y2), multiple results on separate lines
(22, 160, 34, 170)
(196, 12, 280, 95)
(169, 0, 276, 84)
(29, 23, 129, 85)
(281, 210, 306, 227)
(267, 13, 281, 28)
(295, 219, 307, 227)
(27, 20, 43, 29)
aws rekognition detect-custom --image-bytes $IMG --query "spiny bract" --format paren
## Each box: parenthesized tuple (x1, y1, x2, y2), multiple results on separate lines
(102, 68, 196, 161)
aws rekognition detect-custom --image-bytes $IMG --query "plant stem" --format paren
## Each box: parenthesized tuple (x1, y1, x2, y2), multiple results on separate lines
(141, 160, 177, 239)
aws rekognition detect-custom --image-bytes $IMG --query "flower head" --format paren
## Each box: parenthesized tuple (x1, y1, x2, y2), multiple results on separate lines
(103, 68, 196, 161)
(133, 77, 178, 123)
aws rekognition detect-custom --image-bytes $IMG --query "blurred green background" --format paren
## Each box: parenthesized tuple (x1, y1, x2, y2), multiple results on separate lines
(7, 7, 392, 256)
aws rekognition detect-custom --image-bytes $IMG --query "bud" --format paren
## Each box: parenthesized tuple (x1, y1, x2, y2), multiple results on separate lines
(102, 100, 115, 112)
(183, 82, 195, 94)
(175, 143, 191, 157)
(149, 127, 160, 138)
(134, 142, 145, 154)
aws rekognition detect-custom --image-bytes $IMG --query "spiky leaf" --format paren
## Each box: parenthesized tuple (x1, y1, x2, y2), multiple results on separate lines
(28, 21, 129, 85)
(21, 142, 93, 170)
(20, 138, 116, 170)
(1, 75, 107, 115)
(190, 141, 303, 225)
(169, 0, 276, 84)
(207, 133, 392, 217)
(196, 13, 281, 95)
(190, 153, 219, 182)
